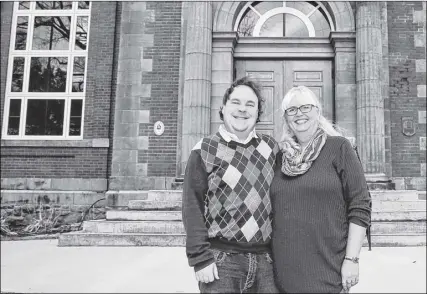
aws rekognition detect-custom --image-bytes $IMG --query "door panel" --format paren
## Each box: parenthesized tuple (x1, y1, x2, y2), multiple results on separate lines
(235, 60, 283, 139)
(235, 60, 333, 141)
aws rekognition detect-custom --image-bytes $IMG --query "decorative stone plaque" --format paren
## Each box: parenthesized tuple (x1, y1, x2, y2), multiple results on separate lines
(154, 121, 164, 136)
(402, 116, 416, 136)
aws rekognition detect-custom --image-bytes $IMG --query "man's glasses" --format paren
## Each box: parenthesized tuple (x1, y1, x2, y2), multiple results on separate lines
(284, 104, 318, 116)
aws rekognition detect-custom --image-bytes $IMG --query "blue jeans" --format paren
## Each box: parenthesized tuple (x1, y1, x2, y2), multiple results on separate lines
(199, 249, 280, 293)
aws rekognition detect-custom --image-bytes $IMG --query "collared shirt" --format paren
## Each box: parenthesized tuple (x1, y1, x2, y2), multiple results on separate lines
(218, 124, 258, 145)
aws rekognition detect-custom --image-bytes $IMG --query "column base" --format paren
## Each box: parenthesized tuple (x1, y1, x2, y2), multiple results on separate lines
(365, 173, 395, 190)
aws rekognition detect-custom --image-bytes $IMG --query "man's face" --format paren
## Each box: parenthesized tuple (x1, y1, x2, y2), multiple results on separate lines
(222, 85, 259, 139)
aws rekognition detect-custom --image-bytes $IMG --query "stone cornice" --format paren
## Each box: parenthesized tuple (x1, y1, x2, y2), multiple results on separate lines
(1, 138, 110, 148)
(329, 32, 356, 52)
(212, 31, 239, 52)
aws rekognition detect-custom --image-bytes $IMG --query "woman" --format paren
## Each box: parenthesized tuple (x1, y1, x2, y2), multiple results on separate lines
(270, 86, 371, 293)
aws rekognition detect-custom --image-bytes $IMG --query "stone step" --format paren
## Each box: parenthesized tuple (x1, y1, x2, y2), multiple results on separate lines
(370, 190, 419, 201)
(83, 220, 185, 234)
(372, 210, 426, 221)
(58, 232, 186, 247)
(363, 234, 426, 247)
(82, 219, 425, 235)
(126, 198, 425, 212)
(128, 200, 182, 210)
(106, 210, 425, 222)
(58, 232, 424, 247)
(372, 200, 426, 211)
(106, 210, 182, 221)
(106, 190, 183, 207)
(370, 221, 426, 234)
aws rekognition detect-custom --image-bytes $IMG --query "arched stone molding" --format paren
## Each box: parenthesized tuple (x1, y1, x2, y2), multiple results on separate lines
(212, 1, 355, 34)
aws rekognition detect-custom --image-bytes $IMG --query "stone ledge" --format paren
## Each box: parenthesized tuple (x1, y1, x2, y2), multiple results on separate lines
(1, 178, 107, 191)
(0, 138, 109, 148)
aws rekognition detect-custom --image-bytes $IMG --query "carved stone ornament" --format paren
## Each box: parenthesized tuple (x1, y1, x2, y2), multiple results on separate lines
(402, 116, 416, 137)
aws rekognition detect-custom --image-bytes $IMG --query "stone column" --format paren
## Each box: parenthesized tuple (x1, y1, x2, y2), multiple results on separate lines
(330, 32, 357, 143)
(211, 32, 238, 134)
(180, 2, 212, 176)
(380, 2, 392, 178)
(356, 2, 388, 182)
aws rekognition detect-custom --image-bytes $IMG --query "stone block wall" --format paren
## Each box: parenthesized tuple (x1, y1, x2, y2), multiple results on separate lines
(388, 2, 426, 190)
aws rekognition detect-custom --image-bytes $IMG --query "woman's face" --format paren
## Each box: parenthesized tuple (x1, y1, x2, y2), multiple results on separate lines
(284, 94, 320, 136)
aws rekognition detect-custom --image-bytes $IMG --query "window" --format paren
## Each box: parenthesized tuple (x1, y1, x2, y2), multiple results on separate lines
(235, 1, 333, 37)
(3, 1, 90, 140)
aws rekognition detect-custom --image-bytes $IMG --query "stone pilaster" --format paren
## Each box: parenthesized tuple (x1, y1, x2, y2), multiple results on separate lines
(211, 32, 238, 134)
(180, 2, 213, 175)
(109, 2, 154, 190)
(356, 2, 388, 182)
(330, 32, 357, 140)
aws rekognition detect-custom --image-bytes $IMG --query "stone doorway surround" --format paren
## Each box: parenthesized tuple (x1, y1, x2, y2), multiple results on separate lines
(178, 1, 391, 184)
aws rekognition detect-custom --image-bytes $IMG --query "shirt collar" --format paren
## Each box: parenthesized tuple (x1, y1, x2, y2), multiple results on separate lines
(218, 124, 258, 144)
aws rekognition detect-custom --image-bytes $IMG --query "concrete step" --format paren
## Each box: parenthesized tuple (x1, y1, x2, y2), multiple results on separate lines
(58, 232, 186, 247)
(106, 210, 182, 221)
(372, 210, 426, 221)
(370, 190, 419, 201)
(363, 234, 426, 247)
(106, 190, 183, 207)
(372, 200, 426, 211)
(83, 220, 185, 234)
(128, 200, 182, 210)
(370, 221, 426, 234)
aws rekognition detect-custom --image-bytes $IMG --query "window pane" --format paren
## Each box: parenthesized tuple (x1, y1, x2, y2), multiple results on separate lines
(15, 16, 28, 50)
(69, 99, 82, 136)
(35, 1, 72, 10)
(260, 14, 284, 37)
(237, 9, 258, 37)
(11, 57, 25, 92)
(18, 2, 30, 10)
(32, 16, 71, 50)
(29, 57, 68, 92)
(72, 57, 85, 92)
(78, 1, 90, 9)
(75, 16, 88, 50)
(285, 14, 309, 37)
(7, 100, 22, 135)
(25, 99, 65, 136)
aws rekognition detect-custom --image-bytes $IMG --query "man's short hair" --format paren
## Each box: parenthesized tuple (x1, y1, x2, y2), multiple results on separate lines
(219, 76, 264, 123)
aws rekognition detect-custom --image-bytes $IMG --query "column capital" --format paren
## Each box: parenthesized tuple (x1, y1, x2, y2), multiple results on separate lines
(212, 31, 239, 53)
(329, 32, 356, 53)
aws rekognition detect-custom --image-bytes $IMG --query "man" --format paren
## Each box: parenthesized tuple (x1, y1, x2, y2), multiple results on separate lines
(182, 77, 279, 293)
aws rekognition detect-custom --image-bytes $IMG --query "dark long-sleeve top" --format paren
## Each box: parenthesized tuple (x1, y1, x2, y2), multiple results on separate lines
(270, 136, 371, 293)
(182, 132, 278, 272)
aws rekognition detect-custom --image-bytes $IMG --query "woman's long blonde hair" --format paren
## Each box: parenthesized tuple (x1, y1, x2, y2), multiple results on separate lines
(279, 86, 344, 148)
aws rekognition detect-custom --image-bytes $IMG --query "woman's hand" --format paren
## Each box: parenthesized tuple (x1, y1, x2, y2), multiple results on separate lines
(341, 259, 359, 292)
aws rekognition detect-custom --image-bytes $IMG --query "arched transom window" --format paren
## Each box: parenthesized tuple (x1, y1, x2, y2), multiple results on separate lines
(234, 1, 334, 37)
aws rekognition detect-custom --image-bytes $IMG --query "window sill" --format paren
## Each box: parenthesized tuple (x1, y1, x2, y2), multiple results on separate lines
(1, 138, 109, 148)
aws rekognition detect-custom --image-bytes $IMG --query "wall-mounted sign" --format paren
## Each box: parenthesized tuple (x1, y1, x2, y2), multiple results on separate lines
(402, 116, 416, 137)
(154, 121, 164, 136)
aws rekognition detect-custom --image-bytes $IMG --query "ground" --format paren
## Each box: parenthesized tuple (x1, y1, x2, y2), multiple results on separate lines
(1, 240, 426, 293)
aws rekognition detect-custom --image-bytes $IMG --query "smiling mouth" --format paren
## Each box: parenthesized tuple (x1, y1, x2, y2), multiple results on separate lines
(294, 119, 308, 125)
(233, 116, 248, 120)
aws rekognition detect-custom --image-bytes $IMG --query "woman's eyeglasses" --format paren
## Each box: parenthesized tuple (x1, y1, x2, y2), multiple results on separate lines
(284, 104, 318, 116)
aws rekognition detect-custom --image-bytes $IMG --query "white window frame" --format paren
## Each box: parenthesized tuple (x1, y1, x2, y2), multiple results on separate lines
(2, 1, 91, 140)
(234, 1, 335, 37)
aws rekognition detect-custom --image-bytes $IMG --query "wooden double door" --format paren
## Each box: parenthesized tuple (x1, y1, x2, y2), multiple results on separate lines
(235, 60, 333, 141)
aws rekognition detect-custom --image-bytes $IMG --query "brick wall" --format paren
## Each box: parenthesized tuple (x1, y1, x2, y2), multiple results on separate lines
(139, 2, 182, 177)
(1, 148, 107, 178)
(0, 2, 116, 181)
(388, 2, 426, 190)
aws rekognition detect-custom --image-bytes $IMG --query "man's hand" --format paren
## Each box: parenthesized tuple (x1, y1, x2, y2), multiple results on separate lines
(341, 260, 359, 292)
(195, 263, 220, 283)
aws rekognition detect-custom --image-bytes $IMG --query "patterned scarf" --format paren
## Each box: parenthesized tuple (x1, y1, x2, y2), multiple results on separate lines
(281, 128, 327, 176)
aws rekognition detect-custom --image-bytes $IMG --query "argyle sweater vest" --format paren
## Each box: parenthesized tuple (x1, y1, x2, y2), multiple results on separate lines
(197, 132, 279, 244)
